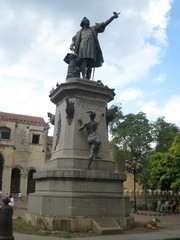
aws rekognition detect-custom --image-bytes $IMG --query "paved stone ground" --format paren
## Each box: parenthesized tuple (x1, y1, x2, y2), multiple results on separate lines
(134, 210, 180, 225)
(125, 210, 180, 236)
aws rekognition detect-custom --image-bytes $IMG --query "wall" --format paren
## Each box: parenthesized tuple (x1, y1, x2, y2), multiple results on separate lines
(0, 112, 50, 199)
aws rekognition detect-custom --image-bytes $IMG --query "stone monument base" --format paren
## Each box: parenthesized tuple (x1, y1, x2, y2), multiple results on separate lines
(28, 169, 129, 217)
(25, 213, 134, 234)
(26, 78, 132, 234)
(27, 169, 132, 234)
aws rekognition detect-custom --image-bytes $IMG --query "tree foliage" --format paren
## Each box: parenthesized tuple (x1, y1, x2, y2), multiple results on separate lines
(152, 117, 179, 152)
(109, 105, 180, 193)
(109, 110, 154, 170)
(149, 133, 180, 192)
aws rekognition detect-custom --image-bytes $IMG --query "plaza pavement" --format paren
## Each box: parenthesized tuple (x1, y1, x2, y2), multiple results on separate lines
(11, 200, 180, 239)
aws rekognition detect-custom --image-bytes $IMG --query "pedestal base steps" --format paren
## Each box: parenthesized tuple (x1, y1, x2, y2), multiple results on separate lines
(25, 213, 134, 234)
(27, 168, 132, 234)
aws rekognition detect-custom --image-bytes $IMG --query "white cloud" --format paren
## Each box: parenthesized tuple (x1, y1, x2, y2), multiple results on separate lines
(0, 4, 14, 29)
(162, 96, 180, 124)
(140, 96, 180, 126)
(120, 43, 160, 81)
(118, 88, 144, 102)
(96, 43, 161, 88)
(145, 0, 171, 28)
(140, 101, 161, 120)
(142, 0, 171, 45)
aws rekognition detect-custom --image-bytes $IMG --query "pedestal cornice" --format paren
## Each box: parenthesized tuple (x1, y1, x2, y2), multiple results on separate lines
(34, 169, 126, 182)
(49, 78, 115, 105)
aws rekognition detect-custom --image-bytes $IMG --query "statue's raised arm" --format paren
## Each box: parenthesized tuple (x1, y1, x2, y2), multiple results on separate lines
(103, 12, 120, 28)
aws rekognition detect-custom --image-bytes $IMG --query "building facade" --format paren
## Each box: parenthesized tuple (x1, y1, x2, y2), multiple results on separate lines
(0, 111, 50, 199)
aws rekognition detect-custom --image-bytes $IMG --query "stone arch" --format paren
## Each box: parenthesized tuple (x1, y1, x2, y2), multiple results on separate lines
(0, 153, 4, 190)
(27, 169, 36, 194)
(10, 168, 21, 194)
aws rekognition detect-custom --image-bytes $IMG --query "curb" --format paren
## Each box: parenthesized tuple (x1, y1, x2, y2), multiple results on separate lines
(134, 211, 180, 216)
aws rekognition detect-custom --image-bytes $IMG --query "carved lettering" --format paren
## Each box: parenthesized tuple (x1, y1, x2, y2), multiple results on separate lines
(76, 98, 105, 112)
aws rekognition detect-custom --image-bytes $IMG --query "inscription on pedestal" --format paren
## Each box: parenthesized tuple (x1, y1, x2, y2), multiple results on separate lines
(77, 98, 104, 112)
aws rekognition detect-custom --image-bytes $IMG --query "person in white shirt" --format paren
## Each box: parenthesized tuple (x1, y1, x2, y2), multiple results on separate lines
(8, 195, 14, 207)
(18, 191, 22, 202)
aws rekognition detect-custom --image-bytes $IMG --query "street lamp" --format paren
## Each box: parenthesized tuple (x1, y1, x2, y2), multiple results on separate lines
(125, 157, 143, 213)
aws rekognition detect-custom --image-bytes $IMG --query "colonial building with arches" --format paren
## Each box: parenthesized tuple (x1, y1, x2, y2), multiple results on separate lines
(0, 111, 52, 199)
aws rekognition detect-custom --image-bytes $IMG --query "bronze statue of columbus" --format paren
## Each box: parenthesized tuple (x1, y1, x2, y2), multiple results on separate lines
(70, 12, 120, 80)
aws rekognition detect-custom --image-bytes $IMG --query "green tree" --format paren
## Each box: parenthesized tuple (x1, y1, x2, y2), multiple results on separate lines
(149, 133, 180, 193)
(110, 111, 154, 169)
(110, 139, 129, 172)
(166, 133, 180, 192)
(152, 117, 179, 152)
(149, 152, 172, 191)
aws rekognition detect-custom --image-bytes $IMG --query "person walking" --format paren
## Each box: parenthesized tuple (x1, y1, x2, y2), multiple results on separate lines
(18, 191, 22, 203)
(8, 195, 14, 207)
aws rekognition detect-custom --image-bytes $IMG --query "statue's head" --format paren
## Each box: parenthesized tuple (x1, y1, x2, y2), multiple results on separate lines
(87, 111, 96, 120)
(80, 17, 90, 27)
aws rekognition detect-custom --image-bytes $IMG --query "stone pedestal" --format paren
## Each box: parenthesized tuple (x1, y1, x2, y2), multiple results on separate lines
(27, 78, 131, 232)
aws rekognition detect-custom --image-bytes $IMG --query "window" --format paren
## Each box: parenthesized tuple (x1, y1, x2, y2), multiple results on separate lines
(0, 127, 11, 140)
(1, 131, 11, 139)
(32, 134, 40, 144)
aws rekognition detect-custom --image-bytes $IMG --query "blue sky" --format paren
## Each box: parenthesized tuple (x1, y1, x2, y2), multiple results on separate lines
(0, 0, 179, 135)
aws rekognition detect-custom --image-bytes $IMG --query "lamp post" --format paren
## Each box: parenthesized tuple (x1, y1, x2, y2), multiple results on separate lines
(125, 157, 143, 213)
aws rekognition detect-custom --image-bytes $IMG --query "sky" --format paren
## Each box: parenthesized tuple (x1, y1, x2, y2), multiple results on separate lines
(0, 0, 180, 136)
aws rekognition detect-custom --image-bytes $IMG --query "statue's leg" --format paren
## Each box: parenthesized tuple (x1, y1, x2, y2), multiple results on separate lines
(86, 67, 92, 80)
(89, 145, 95, 160)
(86, 59, 93, 79)
(94, 142, 101, 159)
(88, 144, 96, 168)
(80, 59, 87, 78)
(87, 156, 93, 169)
